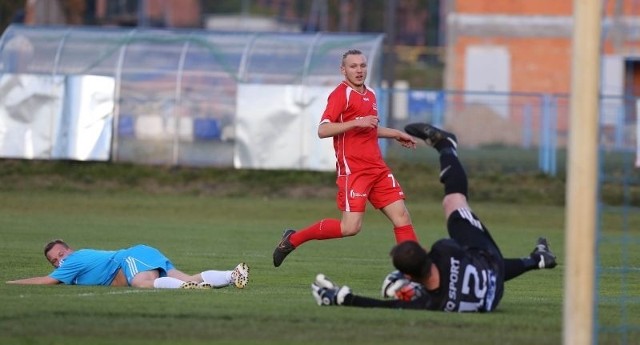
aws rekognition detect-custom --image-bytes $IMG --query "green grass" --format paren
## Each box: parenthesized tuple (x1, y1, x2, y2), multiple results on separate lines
(0, 159, 638, 344)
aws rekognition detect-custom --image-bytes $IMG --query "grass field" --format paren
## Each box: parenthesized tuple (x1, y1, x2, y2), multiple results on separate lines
(0, 174, 637, 344)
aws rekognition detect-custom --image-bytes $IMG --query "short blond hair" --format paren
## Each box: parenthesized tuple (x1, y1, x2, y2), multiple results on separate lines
(341, 49, 363, 65)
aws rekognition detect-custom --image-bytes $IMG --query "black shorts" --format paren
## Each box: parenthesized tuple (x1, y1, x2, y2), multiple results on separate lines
(446, 207, 503, 261)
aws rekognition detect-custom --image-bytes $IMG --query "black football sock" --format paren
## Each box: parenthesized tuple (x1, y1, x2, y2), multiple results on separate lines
(504, 257, 539, 281)
(434, 138, 455, 152)
(439, 148, 468, 198)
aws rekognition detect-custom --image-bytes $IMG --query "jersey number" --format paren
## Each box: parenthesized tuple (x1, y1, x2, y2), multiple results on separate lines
(458, 265, 488, 312)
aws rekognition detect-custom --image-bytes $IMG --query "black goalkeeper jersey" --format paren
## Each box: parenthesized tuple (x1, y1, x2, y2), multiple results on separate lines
(424, 238, 504, 312)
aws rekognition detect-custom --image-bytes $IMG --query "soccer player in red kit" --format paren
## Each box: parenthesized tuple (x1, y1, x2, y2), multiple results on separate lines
(273, 49, 419, 267)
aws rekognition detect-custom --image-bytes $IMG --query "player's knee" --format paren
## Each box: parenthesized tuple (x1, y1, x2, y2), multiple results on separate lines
(442, 193, 468, 218)
(395, 209, 412, 225)
(130, 270, 160, 288)
(341, 223, 362, 236)
(130, 278, 156, 288)
(381, 201, 411, 226)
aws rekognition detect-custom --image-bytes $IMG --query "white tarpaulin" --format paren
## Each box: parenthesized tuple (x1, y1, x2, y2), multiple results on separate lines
(234, 84, 335, 171)
(0, 74, 64, 159)
(0, 74, 114, 161)
(55, 75, 114, 161)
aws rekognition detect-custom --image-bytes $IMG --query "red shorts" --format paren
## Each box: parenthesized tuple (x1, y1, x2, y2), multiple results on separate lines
(335, 168, 406, 212)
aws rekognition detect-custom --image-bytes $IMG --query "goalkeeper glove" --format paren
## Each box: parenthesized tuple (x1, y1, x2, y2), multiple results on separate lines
(311, 273, 352, 306)
(381, 270, 425, 302)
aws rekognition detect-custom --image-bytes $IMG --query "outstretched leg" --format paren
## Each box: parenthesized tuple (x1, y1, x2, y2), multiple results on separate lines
(185, 263, 250, 289)
(405, 123, 467, 219)
(406, 123, 558, 280)
(504, 237, 558, 280)
(405, 123, 501, 254)
(272, 218, 344, 267)
(133, 263, 250, 289)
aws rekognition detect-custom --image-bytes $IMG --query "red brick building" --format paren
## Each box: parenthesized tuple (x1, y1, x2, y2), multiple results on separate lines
(440, 0, 639, 148)
(444, 0, 640, 97)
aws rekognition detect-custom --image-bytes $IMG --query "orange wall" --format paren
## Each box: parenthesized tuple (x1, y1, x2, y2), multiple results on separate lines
(602, 0, 640, 15)
(453, 37, 572, 94)
(510, 38, 572, 94)
(457, 0, 640, 16)
(147, 0, 201, 27)
(450, 0, 640, 95)
(96, 0, 200, 27)
(455, 0, 572, 15)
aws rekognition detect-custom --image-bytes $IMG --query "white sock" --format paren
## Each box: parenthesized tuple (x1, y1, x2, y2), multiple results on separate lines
(200, 270, 232, 288)
(153, 277, 186, 289)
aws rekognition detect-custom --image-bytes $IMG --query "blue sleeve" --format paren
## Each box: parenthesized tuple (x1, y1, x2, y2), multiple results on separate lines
(49, 259, 83, 285)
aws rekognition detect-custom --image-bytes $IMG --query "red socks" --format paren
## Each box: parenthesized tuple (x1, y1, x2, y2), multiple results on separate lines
(289, 219, 342, 247)
(289, 220, 418, 247)
(393, 224, 418, 243)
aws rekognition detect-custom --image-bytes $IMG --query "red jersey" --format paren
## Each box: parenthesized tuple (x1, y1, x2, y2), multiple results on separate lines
(320, 82, 386, 175)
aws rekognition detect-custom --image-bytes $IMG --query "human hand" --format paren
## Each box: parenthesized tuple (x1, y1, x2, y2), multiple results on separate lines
(381, 270, 425, 301)
(396, 131, 417, 148)
(311, 274, 352, 306)
(354, 115, 379, 129)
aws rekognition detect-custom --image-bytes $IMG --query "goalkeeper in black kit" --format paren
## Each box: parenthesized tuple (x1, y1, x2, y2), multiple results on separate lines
(311, 123, 557, 312)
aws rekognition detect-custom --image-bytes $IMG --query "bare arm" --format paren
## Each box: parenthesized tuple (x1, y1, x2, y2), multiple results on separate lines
(317, 117, 416, 149)
(7, 276, 61, 285)
(318, 116, 379, 138)
(377, 127, 417, 149)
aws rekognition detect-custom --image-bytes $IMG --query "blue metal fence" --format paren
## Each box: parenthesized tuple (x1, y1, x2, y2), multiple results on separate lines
(389, 88, 635, 176)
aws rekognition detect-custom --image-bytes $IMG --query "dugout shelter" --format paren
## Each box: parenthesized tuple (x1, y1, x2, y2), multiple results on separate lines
(0, 24, 384, 170)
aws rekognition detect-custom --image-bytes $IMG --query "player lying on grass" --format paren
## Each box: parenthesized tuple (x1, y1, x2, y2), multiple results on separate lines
(311, 123, 557, 312)
(6, 240, 249, 289)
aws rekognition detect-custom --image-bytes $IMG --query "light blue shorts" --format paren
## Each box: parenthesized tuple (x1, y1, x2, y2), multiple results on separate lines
(119, 245, 176, 285)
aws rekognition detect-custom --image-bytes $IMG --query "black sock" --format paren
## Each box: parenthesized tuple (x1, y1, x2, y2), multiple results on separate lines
(504, 257, 539, 281)
(435, 138, 454, 152)
(522, 255, 538, 269)
(439, 148, 467, 198)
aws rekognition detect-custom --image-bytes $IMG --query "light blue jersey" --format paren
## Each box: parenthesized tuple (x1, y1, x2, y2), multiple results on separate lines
(49, 245, 176, 286)
(49, 249, 121, 285)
